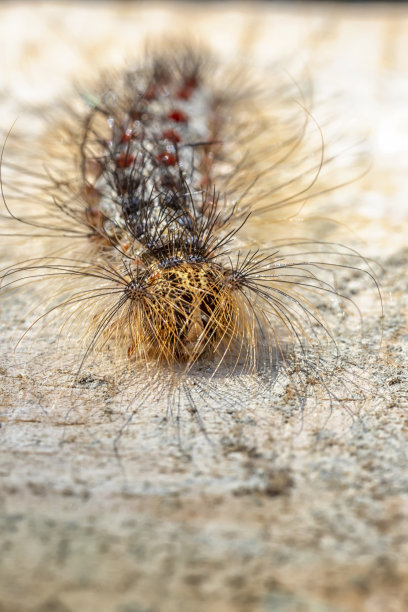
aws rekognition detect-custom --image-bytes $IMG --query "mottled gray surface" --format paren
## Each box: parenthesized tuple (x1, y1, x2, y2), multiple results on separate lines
(1, 244, 406, 612)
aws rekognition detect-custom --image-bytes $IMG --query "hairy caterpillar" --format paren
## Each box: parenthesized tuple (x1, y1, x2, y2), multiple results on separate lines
(0, 42, 380, 439)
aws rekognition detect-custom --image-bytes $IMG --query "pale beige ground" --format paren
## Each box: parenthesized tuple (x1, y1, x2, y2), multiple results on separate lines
(0, 3, 407, 612)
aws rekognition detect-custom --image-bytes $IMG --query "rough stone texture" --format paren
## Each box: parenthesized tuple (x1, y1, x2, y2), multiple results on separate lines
(0, 3, 407, 612)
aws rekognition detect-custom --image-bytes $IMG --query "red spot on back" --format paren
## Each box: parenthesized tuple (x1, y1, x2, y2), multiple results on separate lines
(186, 76, 198, 88)
(161, 129, 181, 143)
(176, 86, 193, 101)
(168, 109, 188, 123)
(130, 109, 143, 121)
(116, 153, 135, 168)
(156, 152, 177, 166)
(121, 129, 134, 143)
(176, 77, 198, 101)
(144, 83, 157, 100)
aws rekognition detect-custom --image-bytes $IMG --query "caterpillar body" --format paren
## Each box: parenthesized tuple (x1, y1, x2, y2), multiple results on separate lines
(0, 44, 378, 437)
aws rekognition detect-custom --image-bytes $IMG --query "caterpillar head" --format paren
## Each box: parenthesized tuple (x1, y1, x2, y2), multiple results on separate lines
(125, 258, 241, 366)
